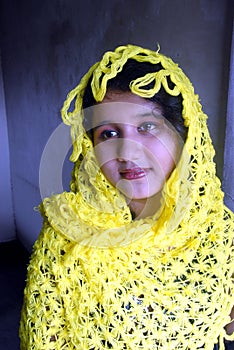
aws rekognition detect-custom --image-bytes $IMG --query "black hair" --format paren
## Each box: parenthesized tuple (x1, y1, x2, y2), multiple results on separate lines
(82, 59, 187, 141)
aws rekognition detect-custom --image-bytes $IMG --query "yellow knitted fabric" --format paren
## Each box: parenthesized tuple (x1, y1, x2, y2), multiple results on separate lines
(20, 44, 234, 350)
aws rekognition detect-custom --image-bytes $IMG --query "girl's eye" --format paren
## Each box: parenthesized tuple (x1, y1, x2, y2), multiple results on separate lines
(137, 122, 158, 133)
(100, 129, 119, 140)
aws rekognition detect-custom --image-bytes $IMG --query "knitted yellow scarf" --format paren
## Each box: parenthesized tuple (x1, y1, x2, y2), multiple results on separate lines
(20, 45, 234, 350)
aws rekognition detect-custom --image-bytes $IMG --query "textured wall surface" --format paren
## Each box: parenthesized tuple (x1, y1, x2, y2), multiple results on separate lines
(0, 0, 233, 250)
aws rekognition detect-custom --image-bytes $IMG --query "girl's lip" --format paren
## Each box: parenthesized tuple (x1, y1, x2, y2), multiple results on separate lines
(119, 167, 147, 180)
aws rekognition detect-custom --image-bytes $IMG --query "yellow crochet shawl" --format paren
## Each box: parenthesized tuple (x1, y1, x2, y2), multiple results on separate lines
(20, 45, 234, 350)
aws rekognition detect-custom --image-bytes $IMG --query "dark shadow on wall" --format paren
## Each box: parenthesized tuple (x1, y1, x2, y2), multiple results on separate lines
(0, 240, 29, 349)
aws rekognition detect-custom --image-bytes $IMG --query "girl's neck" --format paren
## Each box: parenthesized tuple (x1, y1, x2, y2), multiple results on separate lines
(128, 193, 162, 220)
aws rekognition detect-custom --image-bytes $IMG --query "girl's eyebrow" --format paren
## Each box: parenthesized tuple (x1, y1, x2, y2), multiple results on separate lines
(92, 120, 113, 129)
(136, 111, 164, 119)
(92, 111, 164, 129)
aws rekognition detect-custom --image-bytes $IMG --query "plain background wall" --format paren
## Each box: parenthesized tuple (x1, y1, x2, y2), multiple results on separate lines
(0, 0, 233, 251)
(223, 22, 234, 212)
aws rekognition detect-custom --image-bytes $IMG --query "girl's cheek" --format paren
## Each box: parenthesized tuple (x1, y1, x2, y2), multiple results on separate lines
(94, 141, 118, 166)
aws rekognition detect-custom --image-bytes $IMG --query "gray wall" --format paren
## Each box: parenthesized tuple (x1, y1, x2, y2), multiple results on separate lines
(223, 22, 234, 212)
(0, 0, 233, 251)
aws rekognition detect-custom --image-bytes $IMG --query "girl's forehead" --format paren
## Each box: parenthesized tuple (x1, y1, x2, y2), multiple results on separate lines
(91, 92, 162, 125)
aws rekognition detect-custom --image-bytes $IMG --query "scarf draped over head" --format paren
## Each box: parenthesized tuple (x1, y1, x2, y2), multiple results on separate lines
(22, 44, 234, 349)
(42, 44, 231, 250)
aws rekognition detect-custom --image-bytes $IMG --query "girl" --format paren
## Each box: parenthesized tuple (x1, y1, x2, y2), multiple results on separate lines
(20, 44, 234, 349)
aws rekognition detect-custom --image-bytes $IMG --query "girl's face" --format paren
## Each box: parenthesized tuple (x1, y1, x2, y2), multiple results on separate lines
(91, 91, 182, 217)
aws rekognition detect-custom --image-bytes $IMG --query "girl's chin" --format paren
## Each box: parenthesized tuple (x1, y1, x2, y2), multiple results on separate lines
(116, 179, 150, 198)
(118, 189, 149, 202)
(119, 189, 162, 201)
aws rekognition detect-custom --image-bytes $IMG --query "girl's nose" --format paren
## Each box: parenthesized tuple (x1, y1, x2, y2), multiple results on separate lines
(117, 137, 142, 162)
